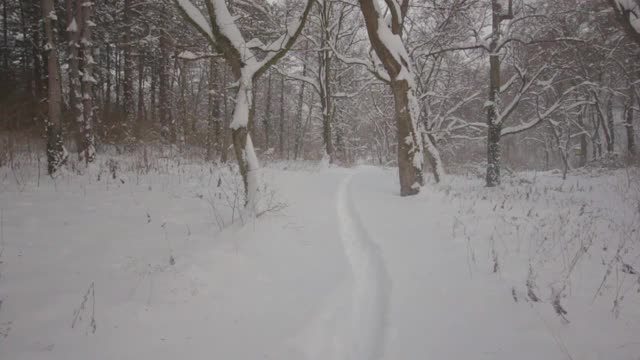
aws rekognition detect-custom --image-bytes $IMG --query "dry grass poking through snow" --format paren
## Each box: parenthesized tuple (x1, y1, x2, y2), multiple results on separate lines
(440, 167, 640, 321)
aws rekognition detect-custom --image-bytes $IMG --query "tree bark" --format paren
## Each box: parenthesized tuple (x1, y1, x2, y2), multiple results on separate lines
(41, 0, 67, 174)
(606, 98, 615, 153)
(3, 0, 9, 78)
(123, 0, 135, 139)
(66, 0, 83, 154)
(627, 85, 636, 157)
(136, 51, 145, 138)
(79, 0, 95, 163)
(319, 0, 334, 163)
(263, 70, 272, 150)
(207, 57, 222, 161)
(485, 0, 506, 187)
(221, 65, 229, 162)
(159, 31, 173, 143)
(279, 74, 285, 158)
(358, 0, 424, 196)
(294, 43, 308, 160)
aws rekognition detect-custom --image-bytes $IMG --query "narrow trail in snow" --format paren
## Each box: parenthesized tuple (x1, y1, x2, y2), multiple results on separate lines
(335, 172, 391, 360)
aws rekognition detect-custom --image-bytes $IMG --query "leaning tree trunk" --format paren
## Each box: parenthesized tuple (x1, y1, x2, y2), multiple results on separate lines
(42, 0, 67, 174)
(422, 132, 443, 183)
(358, 0, 424, 196)
(606, 98, 615, 153)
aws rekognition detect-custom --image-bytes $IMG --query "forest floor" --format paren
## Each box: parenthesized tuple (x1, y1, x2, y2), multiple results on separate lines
(0, 151, 639, 360)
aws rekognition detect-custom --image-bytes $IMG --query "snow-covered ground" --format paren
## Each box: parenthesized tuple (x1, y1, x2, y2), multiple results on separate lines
(0, 153, 639, 359)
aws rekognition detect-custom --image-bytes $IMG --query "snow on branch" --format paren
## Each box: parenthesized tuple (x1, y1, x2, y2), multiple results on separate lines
(327, 41, 390, 83)
(253, 0, 314, 78)
(273, 66, 320, 93)
(608, 0, 640, 45)
(502, 83, 589, 137)
(174, 0, 214, 42)
(496, 65, 547, 125)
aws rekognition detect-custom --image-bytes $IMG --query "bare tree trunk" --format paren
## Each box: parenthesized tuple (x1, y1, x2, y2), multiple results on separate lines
(179, 59, 189, 146)
(221, 65, 229, 163)
(627, 85, 636, 157)
(79, 0, 95, 163)
(279, 74, 285, 158)
(42, 0, 67, 174)
(150, 58, 156, 124)
(485, 0, 506, 187)
(606, 98, 615, 153)
(159, 31, 172, 143)
(122, 0, 135, 139)
(358, 0, 424, 196)
(263, 70, 272, 150)
(207, 57, 221, 161)
(105, 44, 112, 131)
(2, 0, 7, 77)
(66, 0, 83, 154)
(294, 43, 308, 160)
(136, 52, 145, 138)
(391, 79, 424, 194)
(319, 1, 334, 163)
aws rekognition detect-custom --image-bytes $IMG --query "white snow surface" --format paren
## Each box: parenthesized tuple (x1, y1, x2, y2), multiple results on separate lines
(1, 154, 639, 360)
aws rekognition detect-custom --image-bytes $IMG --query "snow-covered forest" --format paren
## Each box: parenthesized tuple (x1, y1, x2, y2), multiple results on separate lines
(1, 0, 639, 359)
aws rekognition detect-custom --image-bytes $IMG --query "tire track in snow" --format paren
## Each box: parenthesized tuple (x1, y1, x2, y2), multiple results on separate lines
(336, 172, 391, 360)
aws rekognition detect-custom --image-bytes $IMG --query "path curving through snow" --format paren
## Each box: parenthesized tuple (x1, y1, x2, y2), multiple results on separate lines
(335, 172, 391, 360)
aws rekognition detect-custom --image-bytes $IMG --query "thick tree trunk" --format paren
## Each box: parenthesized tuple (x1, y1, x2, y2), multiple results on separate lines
(391, 79, 424, 195)
(358, 0, 424, 196)
(41, 0, 67, 174)
(231, 79, 259, 208)
(485, 0, 504, 187)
